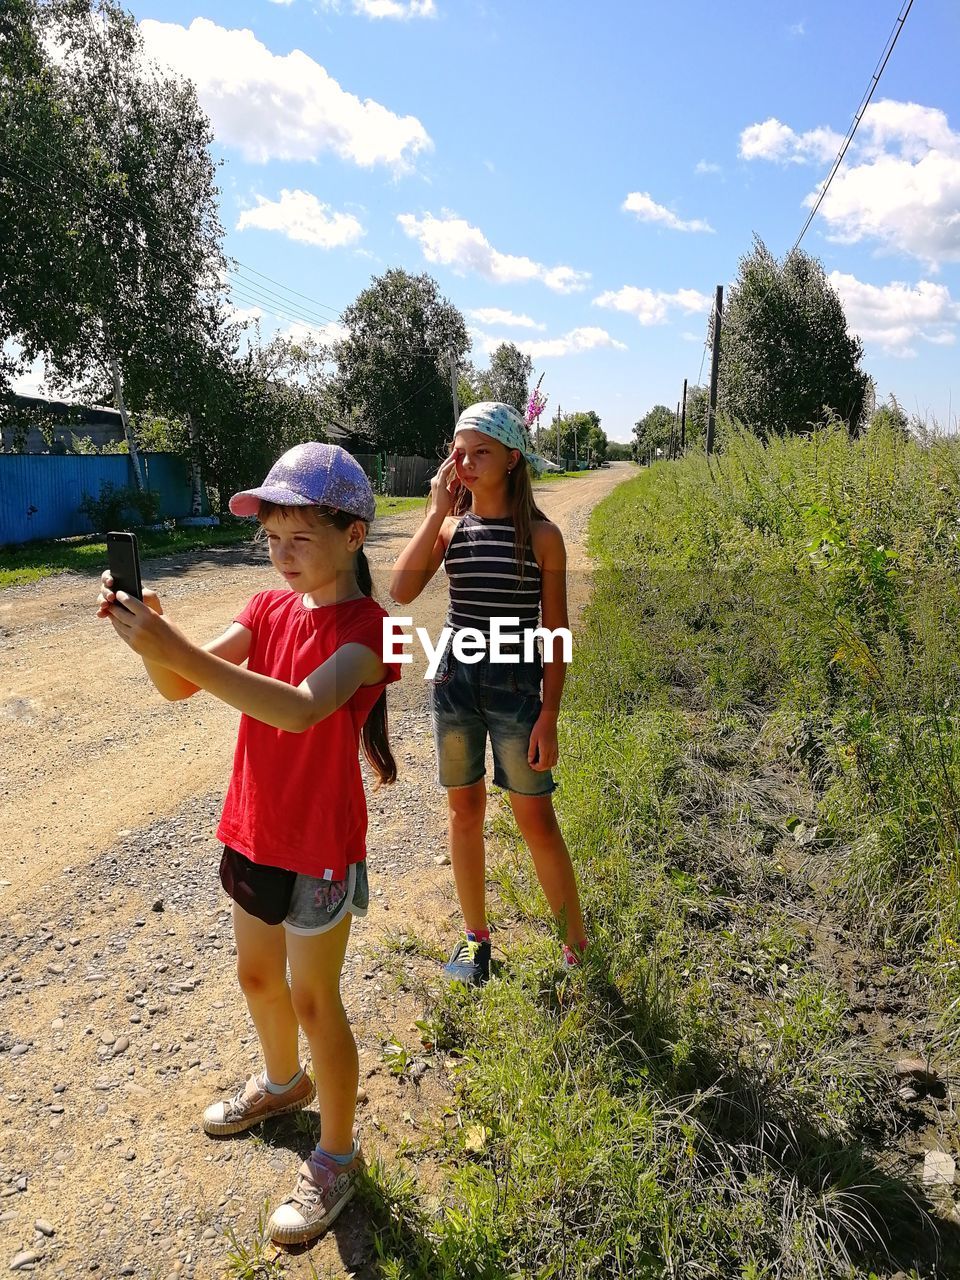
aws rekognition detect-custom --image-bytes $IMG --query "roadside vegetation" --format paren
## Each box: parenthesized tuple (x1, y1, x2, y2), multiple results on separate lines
(0, 494, 425, 589)
(365, 422, 960, 1279)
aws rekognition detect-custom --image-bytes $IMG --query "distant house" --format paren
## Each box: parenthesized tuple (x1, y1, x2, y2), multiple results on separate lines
(1, 394, 124, 454)
(325, 419, 375, 454)
(2, 392, 377, 458)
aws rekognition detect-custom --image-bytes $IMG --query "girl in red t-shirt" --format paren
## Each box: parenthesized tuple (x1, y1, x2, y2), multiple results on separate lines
(97, 444, 400, 1247)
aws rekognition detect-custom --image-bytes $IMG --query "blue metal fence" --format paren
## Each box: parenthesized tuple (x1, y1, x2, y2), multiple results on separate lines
(0, 453, 203, 546)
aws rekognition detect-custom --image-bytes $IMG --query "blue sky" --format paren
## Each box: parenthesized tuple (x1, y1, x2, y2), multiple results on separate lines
(70, 1, 960, 440)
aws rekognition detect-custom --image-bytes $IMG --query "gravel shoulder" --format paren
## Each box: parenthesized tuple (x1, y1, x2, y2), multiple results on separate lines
(0, 465, 634, 1279)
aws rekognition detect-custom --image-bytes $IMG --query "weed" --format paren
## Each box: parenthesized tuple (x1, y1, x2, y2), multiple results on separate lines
(222, 1200, 284, 1280)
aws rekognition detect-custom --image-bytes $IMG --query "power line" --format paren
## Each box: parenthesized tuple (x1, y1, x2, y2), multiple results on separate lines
(792, 0, 914, 254)
(0, 140, 348, 324)
(228, 271, 343, 327)
(681, 0, 916, 413)
(0, 151, 452, 362)
(235, 263, 343, 321)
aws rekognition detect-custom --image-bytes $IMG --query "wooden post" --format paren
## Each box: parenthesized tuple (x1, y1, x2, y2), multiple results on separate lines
(680, 377, 687, 453)
(674, 401, 680, 460)
(706, 285, 723, 456)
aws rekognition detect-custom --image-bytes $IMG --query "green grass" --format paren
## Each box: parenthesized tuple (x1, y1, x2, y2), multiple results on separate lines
(376, 494, 430, 516)
(366, 423, 951, 1279)
(534, 468, 597, 484)
(0, 523, 255, 589)
(0, 493, 426, 589)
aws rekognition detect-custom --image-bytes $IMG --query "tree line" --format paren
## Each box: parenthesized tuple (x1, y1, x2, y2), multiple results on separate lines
(632, 235, 909, 461)
(1, 0, 608, 512)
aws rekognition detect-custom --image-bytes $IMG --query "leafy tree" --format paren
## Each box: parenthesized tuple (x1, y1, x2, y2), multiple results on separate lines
(719, 236, 869, 438)
(456, 360, 483, 413)
(683, 383, 709, 446)
(0, 0, 228, 487)
(477, 342, 532, 414)
(633, 404, 676, 458)
(186, 328, 335, 513)
(538, 410, 606, 466)
(333, 269, 469, 456)
(606, 442, 634, 461)
(867, 393, 910, 439)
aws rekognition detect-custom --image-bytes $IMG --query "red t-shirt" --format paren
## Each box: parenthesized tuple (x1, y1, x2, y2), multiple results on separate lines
(216, 590, 400, 880)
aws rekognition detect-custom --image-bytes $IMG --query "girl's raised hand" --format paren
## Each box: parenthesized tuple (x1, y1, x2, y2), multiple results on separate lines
(97, 571, 163, 619)
(105, 593, 188, 665)
(429, 450, 462, 517)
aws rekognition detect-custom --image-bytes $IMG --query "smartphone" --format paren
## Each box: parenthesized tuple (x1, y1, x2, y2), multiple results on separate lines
(106, 531, 143, 602)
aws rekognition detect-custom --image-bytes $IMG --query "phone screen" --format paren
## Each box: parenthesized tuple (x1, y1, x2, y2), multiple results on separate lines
(106, 531, 143, 601)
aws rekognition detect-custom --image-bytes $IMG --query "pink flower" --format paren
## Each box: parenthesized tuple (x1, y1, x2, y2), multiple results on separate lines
(525, 385, 548, 427)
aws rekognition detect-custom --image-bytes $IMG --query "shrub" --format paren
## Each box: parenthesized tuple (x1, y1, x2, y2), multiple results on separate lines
(77, 482, 160, 532)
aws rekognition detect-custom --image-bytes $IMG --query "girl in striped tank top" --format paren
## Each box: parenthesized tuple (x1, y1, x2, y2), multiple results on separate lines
(390, 402, 587, 986)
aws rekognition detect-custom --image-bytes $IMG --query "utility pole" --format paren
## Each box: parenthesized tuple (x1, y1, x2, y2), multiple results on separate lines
(555, 406, 562, 466)
(706, 284, 723, 456)
(573, 418, 578, 468)
(680, 377, 687, 454)
(447, 348, 459, 428)
(673, 401, 680, 460)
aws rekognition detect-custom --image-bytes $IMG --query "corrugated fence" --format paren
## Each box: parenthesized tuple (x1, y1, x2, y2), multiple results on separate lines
(0, 453, 199, 546)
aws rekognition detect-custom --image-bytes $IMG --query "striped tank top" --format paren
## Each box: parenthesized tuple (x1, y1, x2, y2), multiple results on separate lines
(443, 514, 541, 637)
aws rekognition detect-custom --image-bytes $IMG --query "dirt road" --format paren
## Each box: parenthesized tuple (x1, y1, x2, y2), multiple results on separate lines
(0, 465, 632, 1279)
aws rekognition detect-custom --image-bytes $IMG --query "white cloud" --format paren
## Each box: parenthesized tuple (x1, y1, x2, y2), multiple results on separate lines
(228, 304, 263, 326)
(829, 270, 960, 357)
(812, 101, 960, 266)
(139, 18, 431, 169)
(237, 189, 365, 248)
(623, 191, 713, 233)
(471, 327, 626, 360)
(592, 285, 713, 325)
(267, 0, 295, 6)
(316, 0, 435, 14)
(738, 117, 842, 164)
(353, 0, 436, 16)
(741, 100, 960, 266)
(522, 327, 627, 359)
(397, 212, 590, 292)
(5, 349, 48, 397)
(789, 21, 805, 37)
(695, 160, 721, 175)
(468, 307, 545, 330)
(282, 319, 350, 346)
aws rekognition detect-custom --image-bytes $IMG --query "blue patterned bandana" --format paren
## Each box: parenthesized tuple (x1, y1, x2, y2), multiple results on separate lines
(455, 401, 552, 474)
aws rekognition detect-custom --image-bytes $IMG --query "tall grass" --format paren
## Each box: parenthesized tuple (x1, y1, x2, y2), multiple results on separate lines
(365, 422, 954, 1279)
(595, 424, 960, 989)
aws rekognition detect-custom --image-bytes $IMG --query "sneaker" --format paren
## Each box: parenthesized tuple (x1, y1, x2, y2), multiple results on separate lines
(202, 1071, 315, 1136)
(268, 1145, 363, 1245)
(442, 937, 491, 986)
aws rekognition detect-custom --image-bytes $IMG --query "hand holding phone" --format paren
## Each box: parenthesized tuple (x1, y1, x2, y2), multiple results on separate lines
(106, 531, 143, 602)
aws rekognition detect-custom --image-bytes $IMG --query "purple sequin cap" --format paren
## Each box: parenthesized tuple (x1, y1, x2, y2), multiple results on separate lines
(228, 442, 375, 522)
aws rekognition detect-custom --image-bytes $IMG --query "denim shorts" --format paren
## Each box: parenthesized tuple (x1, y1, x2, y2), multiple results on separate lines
(430, 647, 556, 797)
(285, 860, 369, 935)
